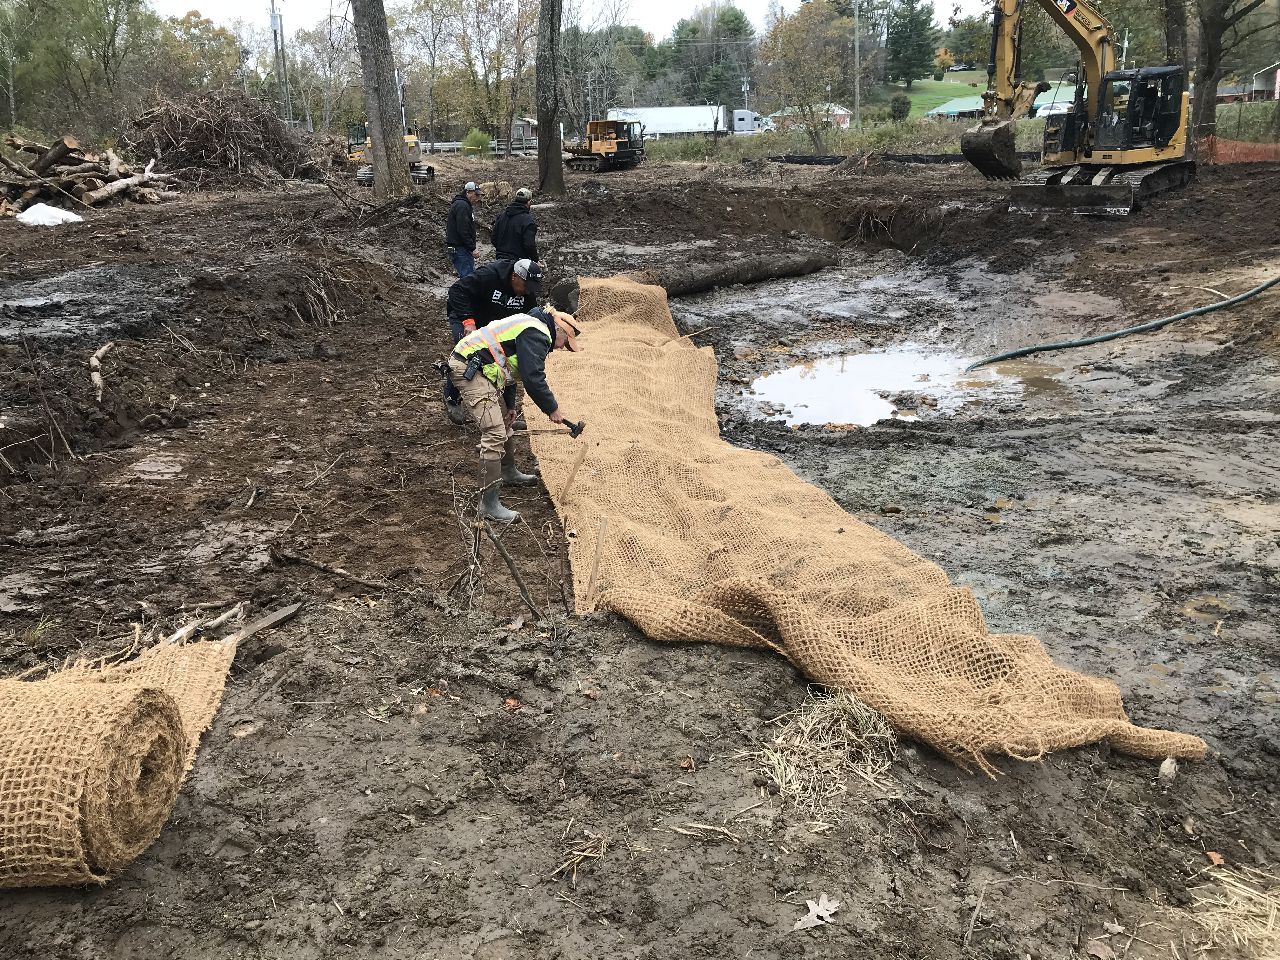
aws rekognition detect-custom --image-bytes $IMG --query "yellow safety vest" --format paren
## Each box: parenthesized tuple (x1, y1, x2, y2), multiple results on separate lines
(455, 314, 552, 390)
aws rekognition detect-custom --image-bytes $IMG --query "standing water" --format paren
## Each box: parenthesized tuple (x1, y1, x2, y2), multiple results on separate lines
(747, 348, 1063, 426)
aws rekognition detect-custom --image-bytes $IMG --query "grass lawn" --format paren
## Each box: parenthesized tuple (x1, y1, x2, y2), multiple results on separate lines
(885, 78, 985, 117)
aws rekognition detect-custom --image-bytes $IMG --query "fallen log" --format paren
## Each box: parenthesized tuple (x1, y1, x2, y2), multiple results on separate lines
(72, 178, 106, 199)
(82, 159, 154, 205)
(4, 135, 49, 155)
(54, 161, 109, 177)
(32, 136, 82, 175)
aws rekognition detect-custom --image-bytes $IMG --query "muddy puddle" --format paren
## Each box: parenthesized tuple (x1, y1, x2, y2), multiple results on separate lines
(744, 347, 1064, 425)
(0, 265, 181, 342)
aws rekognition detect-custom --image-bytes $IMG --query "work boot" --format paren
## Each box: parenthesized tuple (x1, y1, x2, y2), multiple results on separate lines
(479, 460, 518, 522)
(501, 437, 539, 485)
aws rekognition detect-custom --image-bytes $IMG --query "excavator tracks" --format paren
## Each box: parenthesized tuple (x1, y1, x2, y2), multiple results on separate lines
(1010, 160, 1196, 215)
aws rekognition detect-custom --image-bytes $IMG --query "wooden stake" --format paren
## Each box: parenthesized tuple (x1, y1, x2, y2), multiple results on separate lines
(585, 517, 608, 612)
(556, 442, 590, 506)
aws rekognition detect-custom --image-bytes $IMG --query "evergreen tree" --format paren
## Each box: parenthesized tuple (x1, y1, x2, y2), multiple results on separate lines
(886, 0, 939, 89)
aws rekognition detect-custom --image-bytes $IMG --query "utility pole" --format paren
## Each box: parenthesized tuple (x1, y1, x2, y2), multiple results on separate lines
(270, 0, 294, 123)
(853, 0, 862, 128)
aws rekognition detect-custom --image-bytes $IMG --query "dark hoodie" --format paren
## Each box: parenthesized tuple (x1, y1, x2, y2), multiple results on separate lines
(445, 192, 476, 250)
(491, 201, 538, 261)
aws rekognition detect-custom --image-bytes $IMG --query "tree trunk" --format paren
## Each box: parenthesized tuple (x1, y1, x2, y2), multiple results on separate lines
(351, 0, 412, 198)
(536, 0, 565, 196)
(1192, 16, 1224, 138)
(1163, 0, 1190, 66)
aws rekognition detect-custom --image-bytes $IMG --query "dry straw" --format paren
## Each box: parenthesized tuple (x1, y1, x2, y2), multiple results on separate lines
(528, 275, 1207, 774)
(1191, 866, 1280, 958)
(755, 687, 897, 820)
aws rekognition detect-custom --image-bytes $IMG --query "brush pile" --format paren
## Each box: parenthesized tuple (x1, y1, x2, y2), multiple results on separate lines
(122, 91, 326, 186)
(0, 135, 179, 216)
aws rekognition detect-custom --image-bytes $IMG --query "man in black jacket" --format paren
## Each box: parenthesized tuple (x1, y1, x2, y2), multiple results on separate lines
(440, 259, 543, 423)
(491, 187, 539, 262)
(445, 181, 480, 277)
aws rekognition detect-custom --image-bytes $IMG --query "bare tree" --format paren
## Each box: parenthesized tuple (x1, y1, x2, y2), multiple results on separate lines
(537, 0, 565, 194)
(1193, 0, 1279, 136)
(400, 0, 459, 151)
(351, 0, 413, 197)
(501, 4, 538, 157)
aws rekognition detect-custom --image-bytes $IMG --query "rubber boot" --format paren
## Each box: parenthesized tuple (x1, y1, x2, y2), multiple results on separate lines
(479, 460, 518, 522)
(501, 436, 539, 486)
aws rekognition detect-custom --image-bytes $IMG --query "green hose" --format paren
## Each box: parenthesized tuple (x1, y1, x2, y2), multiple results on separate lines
(966, 275, 1280, 372)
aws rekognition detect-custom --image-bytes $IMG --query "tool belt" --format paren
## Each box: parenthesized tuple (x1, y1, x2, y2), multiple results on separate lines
(451, 349, 494, 381)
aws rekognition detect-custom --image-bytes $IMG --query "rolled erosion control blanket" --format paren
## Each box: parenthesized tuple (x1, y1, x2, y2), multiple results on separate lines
(0, 681, 186, 887)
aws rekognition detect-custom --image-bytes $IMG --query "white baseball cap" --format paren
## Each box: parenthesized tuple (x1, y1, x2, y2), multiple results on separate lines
(464, 181, 479, 192)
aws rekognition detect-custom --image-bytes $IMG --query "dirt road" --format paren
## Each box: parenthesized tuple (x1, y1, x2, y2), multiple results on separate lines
(1, 160, 1277, 959)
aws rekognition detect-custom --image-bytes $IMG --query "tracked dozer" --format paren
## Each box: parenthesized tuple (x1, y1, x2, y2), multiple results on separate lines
(962, 0, 1194, 215)
(348, 123, 435, 186)
(564, 120, 645, 173)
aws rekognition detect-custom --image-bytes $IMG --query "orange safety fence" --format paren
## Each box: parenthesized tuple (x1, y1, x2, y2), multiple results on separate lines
(1199, 135, 1280, 163)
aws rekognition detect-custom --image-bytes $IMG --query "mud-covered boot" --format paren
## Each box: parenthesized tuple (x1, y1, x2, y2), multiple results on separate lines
(501, 436, 539, 486)
(479, 460, 519, 522)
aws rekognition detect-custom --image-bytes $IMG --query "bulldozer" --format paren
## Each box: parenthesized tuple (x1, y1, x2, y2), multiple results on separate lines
(564, 120, 645, 173)
(960, 0, 1194, 214)
(347, 122, 435, 186)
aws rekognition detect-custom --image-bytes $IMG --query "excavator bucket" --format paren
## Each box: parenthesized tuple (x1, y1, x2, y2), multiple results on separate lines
(960, 120, 1023, 180)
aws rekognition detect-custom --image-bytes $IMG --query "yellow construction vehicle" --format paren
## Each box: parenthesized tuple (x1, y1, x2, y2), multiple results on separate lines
(961, 0, 1194, 214)
(346, 122, 435, 185)
(564, 120, 645, 173)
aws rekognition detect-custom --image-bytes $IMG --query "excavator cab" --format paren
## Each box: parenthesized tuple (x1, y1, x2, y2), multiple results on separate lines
(1094, 67, 1185, 151)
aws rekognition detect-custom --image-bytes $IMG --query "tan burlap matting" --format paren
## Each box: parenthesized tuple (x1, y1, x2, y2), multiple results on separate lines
(530, 276, 1207, 773)
(0, 639, 236, 887)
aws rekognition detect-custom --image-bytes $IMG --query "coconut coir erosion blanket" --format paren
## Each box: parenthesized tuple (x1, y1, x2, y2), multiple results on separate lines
(529, 275, 1207, 773)
(0, 640, 235, 887)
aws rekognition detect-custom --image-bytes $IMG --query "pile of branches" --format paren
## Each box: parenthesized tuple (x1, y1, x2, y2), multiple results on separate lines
(0, 135, 179, 215)
(122, 91, 326, 186)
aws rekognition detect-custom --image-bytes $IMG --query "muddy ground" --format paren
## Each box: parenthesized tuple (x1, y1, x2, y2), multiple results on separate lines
(1, 158, 1278, 959)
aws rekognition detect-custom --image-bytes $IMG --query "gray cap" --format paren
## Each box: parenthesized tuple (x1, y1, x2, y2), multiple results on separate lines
(464, 181, 479, 192)
(515, 187, 533, 202)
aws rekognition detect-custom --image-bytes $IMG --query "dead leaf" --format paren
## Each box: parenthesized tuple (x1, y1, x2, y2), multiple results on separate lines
(792, 892, 840, 931)
(582, 689, 599, 700)
(501, 697, 523, 712)
(679, 755, 697, 772)
(1086, 940, 1117, 960)
(1206, 851, 1225, 866)
(505, 614, 525, 631)
(1103, 921, 1125, 935)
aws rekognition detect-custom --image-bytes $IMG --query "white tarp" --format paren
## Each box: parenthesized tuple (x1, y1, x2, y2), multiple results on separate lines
(16, 203, 84, 227)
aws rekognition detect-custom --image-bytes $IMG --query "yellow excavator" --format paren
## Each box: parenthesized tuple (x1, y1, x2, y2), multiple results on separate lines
(961, 0, 1195, 214)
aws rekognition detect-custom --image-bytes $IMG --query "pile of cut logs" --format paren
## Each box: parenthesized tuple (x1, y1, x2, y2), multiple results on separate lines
(0, 135, 178, 215)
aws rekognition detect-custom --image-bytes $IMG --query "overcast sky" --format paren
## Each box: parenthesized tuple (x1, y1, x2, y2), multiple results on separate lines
(150, 0, 991, 45)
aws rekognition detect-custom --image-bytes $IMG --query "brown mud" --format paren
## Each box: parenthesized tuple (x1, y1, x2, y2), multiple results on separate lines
(1, 160, 1278, 959)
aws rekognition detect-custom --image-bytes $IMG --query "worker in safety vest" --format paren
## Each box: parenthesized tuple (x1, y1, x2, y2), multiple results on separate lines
(449, 306, 580, 521)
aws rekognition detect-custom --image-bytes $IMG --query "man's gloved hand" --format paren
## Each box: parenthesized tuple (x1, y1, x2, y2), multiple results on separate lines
(462, 318, 477, 334)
